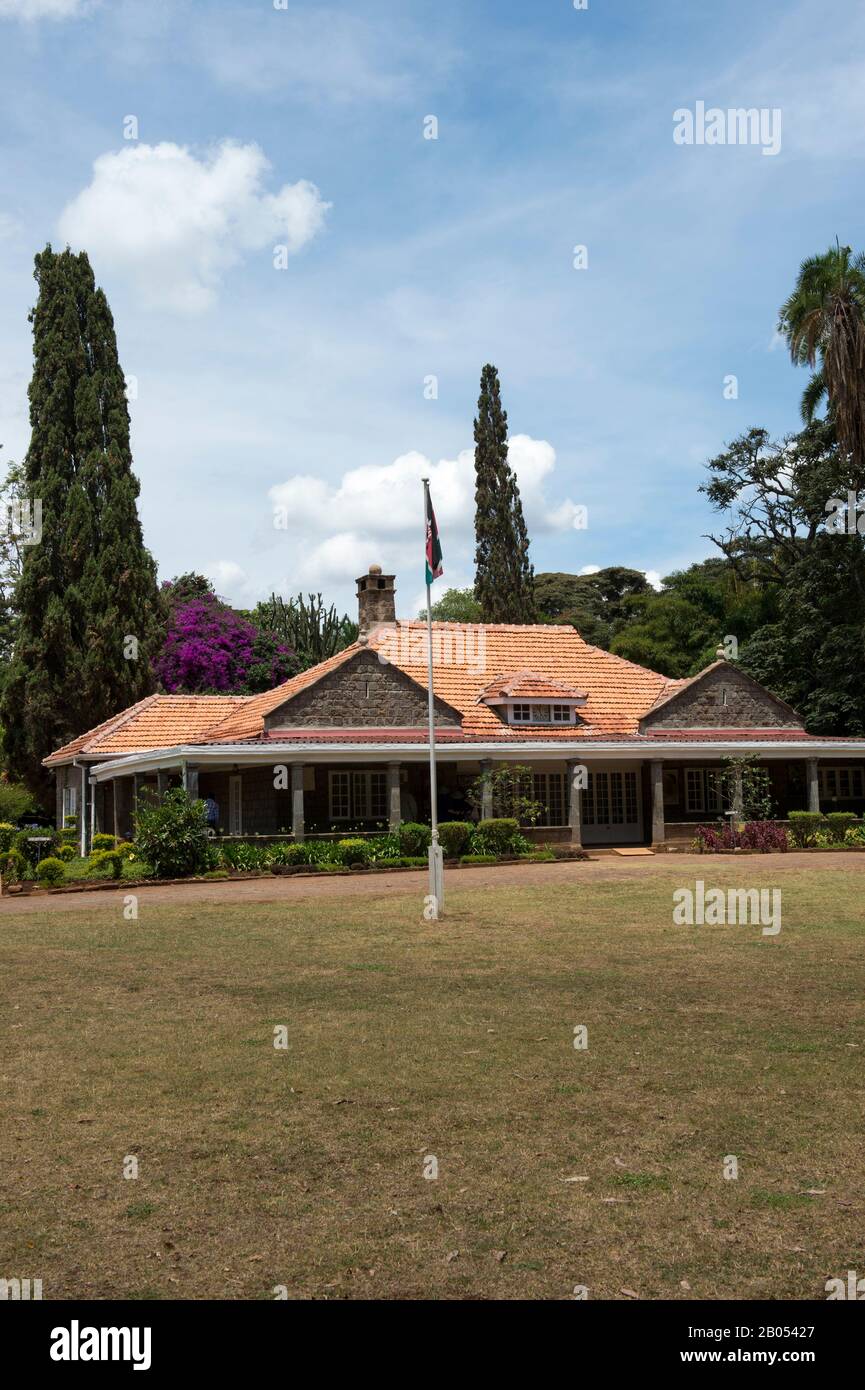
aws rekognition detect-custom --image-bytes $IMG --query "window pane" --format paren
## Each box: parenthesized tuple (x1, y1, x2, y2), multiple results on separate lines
(549, 773, 564, 824)
(330, 772, 350, 819)
(624, 771, 637, 824)
(370, 772, 387, 819)
(595, 773, 609, 824)
(610, 772, 624, 824)
(352, 772, 370, 819)
(685, 769, 704, 813)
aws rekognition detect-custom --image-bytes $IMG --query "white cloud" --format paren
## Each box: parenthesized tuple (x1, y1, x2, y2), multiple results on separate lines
(579, 565, 601, 576)
(57, 141, 329, 312)
(0, 0, 93, 18)
(645, 570, 663, 591)
(267, 435, 579, 613)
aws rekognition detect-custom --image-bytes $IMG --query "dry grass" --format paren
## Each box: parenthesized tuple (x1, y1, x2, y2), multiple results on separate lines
(1, 863, 864, 1300)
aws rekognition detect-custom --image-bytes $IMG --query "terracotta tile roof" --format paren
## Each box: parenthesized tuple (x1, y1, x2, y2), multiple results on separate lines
(43, 695, 248, 765)
(42, 622, 681, 763)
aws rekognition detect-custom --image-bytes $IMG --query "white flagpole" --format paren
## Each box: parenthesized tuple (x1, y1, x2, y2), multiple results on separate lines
(422, 477, 443, 916)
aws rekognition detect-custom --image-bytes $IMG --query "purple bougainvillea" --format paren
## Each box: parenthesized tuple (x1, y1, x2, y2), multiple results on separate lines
(157, 595, 297, 694)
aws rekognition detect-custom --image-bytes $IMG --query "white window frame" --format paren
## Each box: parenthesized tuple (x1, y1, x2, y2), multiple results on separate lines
(329, 770, 389, 822)
(62, 784, 78, 826)
(685, 768, 724, 815)
(507, 701, 577, 726)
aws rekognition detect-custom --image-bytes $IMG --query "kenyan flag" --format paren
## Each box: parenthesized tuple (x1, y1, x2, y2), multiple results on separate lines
(425, 488, 443, 585)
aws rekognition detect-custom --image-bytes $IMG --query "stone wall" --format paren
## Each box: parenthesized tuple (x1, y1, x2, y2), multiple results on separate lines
(265, 648, 461, 730)
(642, 664, 803, 731)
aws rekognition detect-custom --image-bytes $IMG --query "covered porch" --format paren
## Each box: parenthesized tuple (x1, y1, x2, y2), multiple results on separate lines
(72, 742, 865, 853)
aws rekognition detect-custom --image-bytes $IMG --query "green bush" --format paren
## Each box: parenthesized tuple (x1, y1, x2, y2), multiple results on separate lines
(399, 822, 431, 856)
(36, 856, 66, 886)
(472, 818, 524, 856)
(824, 812, 858, 843)
(336, 837, 371, 866)
(114, 840, 137, 860)
(787, 811, 825, 848)
(0, 779, 35, 824)
(401, 856, 428, 867)
(845, 824, 865, 845)
(58, 826, 79, 846)
(87, 849, 123, 880)
(460, 854, 498, 865)
(134, 789, 209, 879)
(519, 849, 556, 862)
(437, 821, 472, 858)
(91, 832, 118, 853)
(0, 822, 17, 852)
(55, 844, 76, 861)
(0, 848, 27, 882)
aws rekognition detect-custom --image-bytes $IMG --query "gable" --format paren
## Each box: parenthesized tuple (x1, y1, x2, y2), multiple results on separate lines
(640, 662, 804, 732)
(263, 647, 462, 730)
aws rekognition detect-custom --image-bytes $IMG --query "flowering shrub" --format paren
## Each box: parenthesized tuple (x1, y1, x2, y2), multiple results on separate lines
(134, 789, 210, 878)
(157, 594, 297, 694)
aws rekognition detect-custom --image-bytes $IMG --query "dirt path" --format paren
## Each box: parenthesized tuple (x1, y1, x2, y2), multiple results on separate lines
(2, 850, 863, 915)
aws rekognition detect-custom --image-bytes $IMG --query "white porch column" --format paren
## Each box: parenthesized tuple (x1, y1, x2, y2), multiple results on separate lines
(387, 762, 402, 832)
(479, 759, 494, 820)
(291, 764, 305, 841)
(651, 761, 665, 846)
(79, 763, 90, 856)
(566, 760, 583, 847)
(806, 758, 820, 813)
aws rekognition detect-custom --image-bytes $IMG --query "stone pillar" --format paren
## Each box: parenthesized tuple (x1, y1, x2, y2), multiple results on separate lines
(479, 759, 493, 821)
(651, 761, 665, 846)
(566, 760, 584, 847)
(806, 758, 820, 813)
(291, 764, 305, 840)
(732, 767, 744, 820)
(388, 762, 402, 832)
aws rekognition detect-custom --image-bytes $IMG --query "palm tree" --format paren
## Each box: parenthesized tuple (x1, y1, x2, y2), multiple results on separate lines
(778, 242, 865, 477)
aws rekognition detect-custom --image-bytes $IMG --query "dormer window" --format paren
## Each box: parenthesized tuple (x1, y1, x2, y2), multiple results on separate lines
(508, 701, 577, 726)
(478, 671, 588, 728)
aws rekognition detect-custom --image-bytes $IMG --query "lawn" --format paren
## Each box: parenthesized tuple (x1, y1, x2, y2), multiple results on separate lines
(1, 863, 864, 1301)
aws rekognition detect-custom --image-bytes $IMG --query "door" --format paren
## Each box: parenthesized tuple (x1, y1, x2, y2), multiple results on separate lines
(580, 766, 642, 845)
(229, 775, 243, 835)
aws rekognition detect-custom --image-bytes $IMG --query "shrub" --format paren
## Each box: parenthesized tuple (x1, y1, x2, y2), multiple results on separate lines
(824, 812, 858, 843)
(472, 818, 525, 856)
(399, 822, 431, 857)
(437, 821, 472, 858)
(787, 811, 825, 848)
(460, 854, 498, 865)
(91, 832, 118, 853)
(55, 844, 76, 861)
(134, 788, 210, 879)
(0, 779, 34, 824)
(0, 822, 17, 852)
(36, 856, 66, 886)
(87, 849, 123, 879)
(519, 849, 556, 862)
(693, 821, 788, 853)
(114, 840, 137, 860)
(401, 856, 428, 867)
(845, 824, 865, 845)
(0, 848, 27, 882)
(336, 837, 372, 866)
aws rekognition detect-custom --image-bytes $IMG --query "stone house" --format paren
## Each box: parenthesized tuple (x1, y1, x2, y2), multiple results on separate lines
(45, 566, 865, 853)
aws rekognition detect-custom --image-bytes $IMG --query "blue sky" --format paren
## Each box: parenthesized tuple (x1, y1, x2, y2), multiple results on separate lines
(1, 0, 863, 619)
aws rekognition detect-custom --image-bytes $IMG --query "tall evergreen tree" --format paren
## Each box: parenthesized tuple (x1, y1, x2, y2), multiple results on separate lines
(1, 246, 160, 795)
(473, 363, 536, 622)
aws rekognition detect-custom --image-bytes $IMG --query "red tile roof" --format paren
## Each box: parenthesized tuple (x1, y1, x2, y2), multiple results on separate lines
(48, 622, 831, 763)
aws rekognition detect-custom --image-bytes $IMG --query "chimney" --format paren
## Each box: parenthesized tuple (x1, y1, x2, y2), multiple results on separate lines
(356, 564, 396, 637)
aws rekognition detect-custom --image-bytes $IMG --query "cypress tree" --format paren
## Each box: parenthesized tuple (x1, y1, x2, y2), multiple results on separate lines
(1, 246, 159, 794)
(473, 363, 536, 622)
